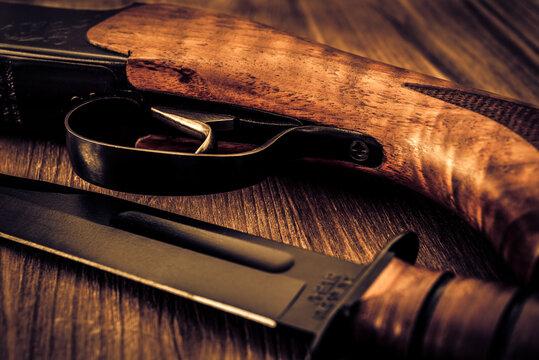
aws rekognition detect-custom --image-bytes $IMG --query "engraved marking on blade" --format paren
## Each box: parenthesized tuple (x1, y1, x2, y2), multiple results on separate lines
(307, 273, 353, 320)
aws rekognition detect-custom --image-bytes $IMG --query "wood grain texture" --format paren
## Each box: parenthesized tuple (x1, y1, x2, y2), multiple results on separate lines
(86, 3, 539, 283)
(1, 0, 538, 359)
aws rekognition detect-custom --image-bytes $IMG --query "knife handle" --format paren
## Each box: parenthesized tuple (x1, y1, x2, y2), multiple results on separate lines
(86, 4, 539, 285)
(353, 258, 539, 359)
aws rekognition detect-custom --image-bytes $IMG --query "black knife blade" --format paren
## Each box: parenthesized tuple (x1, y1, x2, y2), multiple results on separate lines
(0, 173, 418, 357)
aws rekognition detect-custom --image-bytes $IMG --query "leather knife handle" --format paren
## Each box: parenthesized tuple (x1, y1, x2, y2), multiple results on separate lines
(86, 4, 539, 284)
(353, 257, 539, 360)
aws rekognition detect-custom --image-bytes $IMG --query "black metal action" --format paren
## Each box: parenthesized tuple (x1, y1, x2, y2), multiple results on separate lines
(0, 2, 129, 137)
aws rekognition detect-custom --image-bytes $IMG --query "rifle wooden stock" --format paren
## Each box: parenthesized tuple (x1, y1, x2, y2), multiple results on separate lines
(87, 4, 539, 284)
(354, 258, 539, 359)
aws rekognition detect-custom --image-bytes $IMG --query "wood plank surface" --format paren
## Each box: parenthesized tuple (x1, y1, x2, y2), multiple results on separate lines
(0, 0, 538, 359)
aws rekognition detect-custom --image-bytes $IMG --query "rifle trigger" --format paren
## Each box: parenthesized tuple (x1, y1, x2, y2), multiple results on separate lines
(151, 106, 222, 154)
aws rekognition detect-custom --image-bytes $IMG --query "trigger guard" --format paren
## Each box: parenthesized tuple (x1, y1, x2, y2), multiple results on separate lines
(65, 97, 383, 194)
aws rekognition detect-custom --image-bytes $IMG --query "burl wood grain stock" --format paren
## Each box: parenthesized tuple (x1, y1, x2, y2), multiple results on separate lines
(87, 5, 539, 284)
(354, 258, 539, 359)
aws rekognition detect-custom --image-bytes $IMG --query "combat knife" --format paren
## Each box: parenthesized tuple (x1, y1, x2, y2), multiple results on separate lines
(0, 173, 537, 359)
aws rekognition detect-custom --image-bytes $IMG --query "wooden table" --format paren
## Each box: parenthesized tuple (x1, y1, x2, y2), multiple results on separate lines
(1, 0, 537, 358)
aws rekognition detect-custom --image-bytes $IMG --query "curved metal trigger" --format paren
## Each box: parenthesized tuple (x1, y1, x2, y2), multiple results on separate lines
(150, 106, 223, 154)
